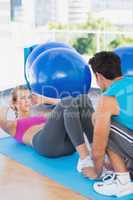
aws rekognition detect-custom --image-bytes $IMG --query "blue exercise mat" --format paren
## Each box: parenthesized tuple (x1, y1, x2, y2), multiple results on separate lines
(0, 137, 133, 200)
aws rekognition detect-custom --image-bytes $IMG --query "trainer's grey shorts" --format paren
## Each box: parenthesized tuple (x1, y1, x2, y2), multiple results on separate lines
(108, 121, 133, 172)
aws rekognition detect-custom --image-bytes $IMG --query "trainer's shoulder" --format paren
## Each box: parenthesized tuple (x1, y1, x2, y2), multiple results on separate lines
(96, 96, 119, 115)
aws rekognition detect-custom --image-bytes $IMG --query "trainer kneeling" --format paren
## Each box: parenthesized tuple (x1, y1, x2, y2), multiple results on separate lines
(88, 51, 133, 197)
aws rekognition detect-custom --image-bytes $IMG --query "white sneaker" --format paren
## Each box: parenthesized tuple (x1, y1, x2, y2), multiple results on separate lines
(77, 155, 94, 173)
(77, 154, 113, 176)
(98, 168, 114, 180)
(94, 173, 133, 197)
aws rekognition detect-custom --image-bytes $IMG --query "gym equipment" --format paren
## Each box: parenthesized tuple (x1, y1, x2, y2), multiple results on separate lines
(115, 46, 133, 76)
(25, 42, 74, 89)
(27, 48, 91, 98)
(26, 42, 74, 68)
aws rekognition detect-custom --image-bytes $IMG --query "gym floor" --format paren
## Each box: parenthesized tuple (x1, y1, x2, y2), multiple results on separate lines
(0, 154, 88, 200)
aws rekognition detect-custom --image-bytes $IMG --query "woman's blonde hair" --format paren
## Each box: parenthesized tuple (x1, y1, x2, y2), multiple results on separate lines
(10, 85, 29, 118)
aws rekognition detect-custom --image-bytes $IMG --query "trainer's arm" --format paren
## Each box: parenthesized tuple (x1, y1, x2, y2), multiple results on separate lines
(32, 93, 61, 105)
(92, 96, 119, 176)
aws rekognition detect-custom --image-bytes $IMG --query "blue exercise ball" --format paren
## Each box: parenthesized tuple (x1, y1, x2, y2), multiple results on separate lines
(25, 42, 74, 85)
(115, 46, 133, 76)
(26, 42, 74, 69)
(27, 48, 91, 98)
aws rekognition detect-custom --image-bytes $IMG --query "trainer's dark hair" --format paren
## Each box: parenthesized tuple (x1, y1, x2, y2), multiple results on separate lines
(89, 51, 122, 80)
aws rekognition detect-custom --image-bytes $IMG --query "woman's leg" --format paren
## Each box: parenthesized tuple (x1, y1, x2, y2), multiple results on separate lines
(63, 95, 97, 178)
(32, 97, 76, 157)
(63, 95, 94, 158)
(32, 95, 97, 178)
(63, 104, 89, 159)
(77, 94, 94, 144)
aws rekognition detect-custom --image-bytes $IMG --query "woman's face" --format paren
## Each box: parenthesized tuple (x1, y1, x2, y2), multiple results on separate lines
(15, 89, 32, 113)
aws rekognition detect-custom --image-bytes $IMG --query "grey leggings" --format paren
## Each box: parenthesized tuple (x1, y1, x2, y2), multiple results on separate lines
(32, 95, 94, 157)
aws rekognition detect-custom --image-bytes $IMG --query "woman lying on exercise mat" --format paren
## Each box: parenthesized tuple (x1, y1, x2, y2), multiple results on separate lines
(0, 92, 97, 179)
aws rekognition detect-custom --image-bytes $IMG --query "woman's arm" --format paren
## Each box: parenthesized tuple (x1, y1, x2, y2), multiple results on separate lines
(32, 93, 61, 105)
(0, 108, 17, 136)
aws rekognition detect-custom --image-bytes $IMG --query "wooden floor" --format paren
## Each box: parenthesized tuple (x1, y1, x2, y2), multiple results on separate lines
(0, 154, 89, 200)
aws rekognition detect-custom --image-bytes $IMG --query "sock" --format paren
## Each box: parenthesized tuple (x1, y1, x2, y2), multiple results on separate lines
(81, 155, 94, 167)
(116, 172, 131, 185)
